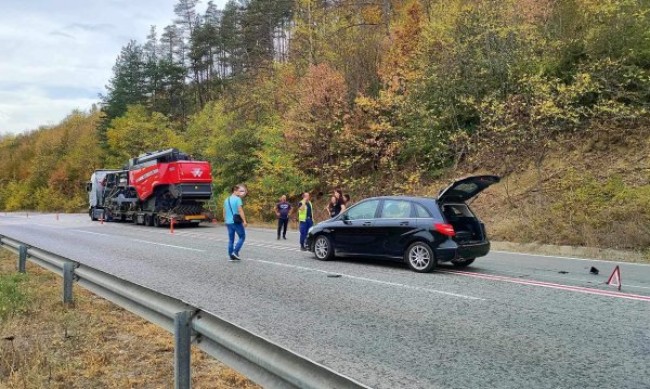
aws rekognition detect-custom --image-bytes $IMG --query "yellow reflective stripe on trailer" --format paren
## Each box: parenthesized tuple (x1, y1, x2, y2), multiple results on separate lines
(184, 215, 206, 220)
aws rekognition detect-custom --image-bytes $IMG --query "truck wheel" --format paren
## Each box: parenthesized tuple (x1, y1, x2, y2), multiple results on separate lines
(90, 207, 97, 221)
(144, 214, 152, 226)
(153, 215, 161, 228)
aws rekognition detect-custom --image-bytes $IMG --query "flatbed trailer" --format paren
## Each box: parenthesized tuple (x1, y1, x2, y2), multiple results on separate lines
(87, 149, 213, 227)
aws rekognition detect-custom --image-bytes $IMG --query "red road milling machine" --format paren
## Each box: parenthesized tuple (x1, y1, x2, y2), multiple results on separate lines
(87, 149, 213, 226)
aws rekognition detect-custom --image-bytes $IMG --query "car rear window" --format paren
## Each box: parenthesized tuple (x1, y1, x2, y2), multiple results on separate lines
(414, 203, 432, 218)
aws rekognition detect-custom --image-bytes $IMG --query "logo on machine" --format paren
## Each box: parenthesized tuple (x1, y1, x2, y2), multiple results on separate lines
(191, 168, 203, 178)
(135, 168, 159, 183)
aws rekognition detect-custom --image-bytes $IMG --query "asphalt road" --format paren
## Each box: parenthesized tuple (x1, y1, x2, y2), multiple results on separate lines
(1, 213, 649, 389)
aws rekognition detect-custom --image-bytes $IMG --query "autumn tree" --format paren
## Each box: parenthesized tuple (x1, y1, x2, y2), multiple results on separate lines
(285, 63, 348, 186)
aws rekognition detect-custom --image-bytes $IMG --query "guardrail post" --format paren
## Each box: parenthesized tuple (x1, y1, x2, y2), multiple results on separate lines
(18, 245, 27, 273)
(174, 310, 193, 389)
(63, 262, 75, 305)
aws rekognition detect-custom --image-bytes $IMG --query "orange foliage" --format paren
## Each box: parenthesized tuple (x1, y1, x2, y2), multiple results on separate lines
(285, 63, 349, 181)
(378, 1, 425, 93)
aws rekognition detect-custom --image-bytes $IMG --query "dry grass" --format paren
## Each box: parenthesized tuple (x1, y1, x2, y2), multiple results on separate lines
(420, 125, 650, 260)
(0, 250, 260, 389)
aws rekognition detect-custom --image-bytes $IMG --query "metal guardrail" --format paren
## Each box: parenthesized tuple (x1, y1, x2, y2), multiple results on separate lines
(0, 234, 371, 389)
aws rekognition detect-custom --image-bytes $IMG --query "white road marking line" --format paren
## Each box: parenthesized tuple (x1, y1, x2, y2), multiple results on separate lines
(129, 239, 206, 252)
(250, 258, 484, 301)
(491, 250, 650, 267)
(73, 230, 112, 237)
(73, 230, 205, 252)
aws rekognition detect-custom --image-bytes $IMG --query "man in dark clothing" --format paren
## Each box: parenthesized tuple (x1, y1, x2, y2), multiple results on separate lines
(275, 195, 292, 240)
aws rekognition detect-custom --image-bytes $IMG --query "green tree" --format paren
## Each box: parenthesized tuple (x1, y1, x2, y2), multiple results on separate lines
(100, 41, 148, 123)
(106, 105, 185, 167)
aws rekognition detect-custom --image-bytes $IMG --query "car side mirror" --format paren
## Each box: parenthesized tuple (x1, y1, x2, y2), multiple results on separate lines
(342, 213, 351, 224)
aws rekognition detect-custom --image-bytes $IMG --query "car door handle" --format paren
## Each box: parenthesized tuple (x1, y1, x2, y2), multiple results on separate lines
(362, 221, 372, 226)
(399, 221, 410, 226)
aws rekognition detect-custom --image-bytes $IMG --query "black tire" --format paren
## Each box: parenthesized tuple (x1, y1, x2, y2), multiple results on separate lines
(144, 214, 153, 226)
(313, 235, 334, 261)
(153, 214, 161, 228)
(451, 258, 475, 268)
(90, 207, 97, 221)
(404, 241, 437, 273)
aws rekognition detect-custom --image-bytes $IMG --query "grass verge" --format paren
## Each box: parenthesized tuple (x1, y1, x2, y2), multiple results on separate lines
(0, 250, 259, 388)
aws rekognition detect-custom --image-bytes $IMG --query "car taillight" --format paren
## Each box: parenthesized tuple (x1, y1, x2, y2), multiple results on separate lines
(435, 223, 456, 237)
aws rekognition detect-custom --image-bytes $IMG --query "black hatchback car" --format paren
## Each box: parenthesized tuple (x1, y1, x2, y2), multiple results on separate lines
(306, 175, 500, 272)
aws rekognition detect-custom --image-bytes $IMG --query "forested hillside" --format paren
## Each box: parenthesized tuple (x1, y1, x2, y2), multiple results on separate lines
(0, 0, 648, 250)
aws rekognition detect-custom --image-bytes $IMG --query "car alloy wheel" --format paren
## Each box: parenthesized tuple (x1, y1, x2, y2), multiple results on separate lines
(314, 235, 334, 261)
(405, 242, 436, 273)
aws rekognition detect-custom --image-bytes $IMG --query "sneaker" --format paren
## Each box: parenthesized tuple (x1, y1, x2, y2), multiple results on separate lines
(282, 236, 287, 240)
(277, 236, 280, 240)
(228, 255, 237, 261)
(300, 246, 308, 251)
(231, 253, 242, 260)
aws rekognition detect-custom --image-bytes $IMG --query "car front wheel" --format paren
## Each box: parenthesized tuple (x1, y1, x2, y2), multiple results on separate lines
(314, 235, 334, 261)
(405, 242, 437, 273)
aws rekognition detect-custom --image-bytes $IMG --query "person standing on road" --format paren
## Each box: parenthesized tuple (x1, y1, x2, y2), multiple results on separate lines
(326, 189, 346, 218)
(298, 192, 314, 251)
(275, 194, 292, 240)
(223, 184, 248, 261)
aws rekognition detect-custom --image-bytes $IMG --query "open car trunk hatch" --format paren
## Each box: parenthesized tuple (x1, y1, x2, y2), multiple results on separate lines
(437, 175, 500, 204)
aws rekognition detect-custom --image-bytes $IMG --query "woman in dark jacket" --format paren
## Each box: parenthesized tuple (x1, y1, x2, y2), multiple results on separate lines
(326, 189, 346, 218)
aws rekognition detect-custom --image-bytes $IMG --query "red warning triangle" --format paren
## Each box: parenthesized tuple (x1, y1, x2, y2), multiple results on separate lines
(606, 266, 621, 291)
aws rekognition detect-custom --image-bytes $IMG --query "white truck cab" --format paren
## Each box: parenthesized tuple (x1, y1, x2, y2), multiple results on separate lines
(86, 169, 120, 220)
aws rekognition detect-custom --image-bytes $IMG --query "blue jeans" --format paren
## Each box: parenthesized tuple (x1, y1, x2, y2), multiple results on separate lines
(299, 219, 313, 248)
(227, 223, 246, 255)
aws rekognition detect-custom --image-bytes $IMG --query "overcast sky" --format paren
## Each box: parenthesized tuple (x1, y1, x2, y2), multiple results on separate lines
(0, 0, 226, 136)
